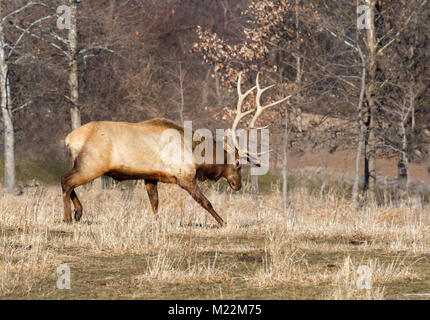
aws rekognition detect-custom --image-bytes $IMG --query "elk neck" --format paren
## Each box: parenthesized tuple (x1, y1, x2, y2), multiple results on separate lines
(196, 163, 226, 182)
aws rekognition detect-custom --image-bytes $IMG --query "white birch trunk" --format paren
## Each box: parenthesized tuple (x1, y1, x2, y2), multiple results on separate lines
(400, 85, 415, 188)
(282, 107, 288, 211)
(68, 0, 80, 130)
(0, 20, 16, 193)
(400, 117, 409, 187)
(295, 0, 303, 134)
(364, 0, 377, 198)
(352, 49, 367, 203)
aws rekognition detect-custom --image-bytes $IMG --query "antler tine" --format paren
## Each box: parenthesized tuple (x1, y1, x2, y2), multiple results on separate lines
(260, 95, 291, 111)
(232, 72, 256, 131)
(256, 72, 275, 105)
(230, 72, 257, 152)
(237, 72, 257, 102)
(246, 148, 272, 156)
(254, 125, 269, 130)
(250, 73, 290, 129)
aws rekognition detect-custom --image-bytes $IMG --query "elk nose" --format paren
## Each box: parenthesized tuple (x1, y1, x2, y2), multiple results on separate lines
(230, 181, 240, 191)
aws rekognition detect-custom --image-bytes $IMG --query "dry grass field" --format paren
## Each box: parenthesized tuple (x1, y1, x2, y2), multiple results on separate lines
(1, 180, 430, 300)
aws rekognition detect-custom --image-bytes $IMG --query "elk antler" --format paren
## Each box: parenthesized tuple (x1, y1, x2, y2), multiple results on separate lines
(231, 71, 257, 133)
(227, 72, 291, 164)
(250, 73, 291, 129)
(224, 71, 256, 156)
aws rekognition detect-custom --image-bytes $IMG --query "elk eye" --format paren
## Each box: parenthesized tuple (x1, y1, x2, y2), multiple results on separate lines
(235, 160, 240, 167)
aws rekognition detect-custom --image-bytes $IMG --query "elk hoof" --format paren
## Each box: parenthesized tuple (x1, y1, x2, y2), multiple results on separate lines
(74, 210, 82, 222)
(63, 218, 73, 224)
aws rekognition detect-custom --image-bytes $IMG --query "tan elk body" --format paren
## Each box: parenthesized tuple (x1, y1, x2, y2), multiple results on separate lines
(62, 118, 243, 226)
(61, 73, 288, 227)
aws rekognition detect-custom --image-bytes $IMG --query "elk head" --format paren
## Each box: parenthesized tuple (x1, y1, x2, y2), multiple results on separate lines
(221, 147, 242, 191)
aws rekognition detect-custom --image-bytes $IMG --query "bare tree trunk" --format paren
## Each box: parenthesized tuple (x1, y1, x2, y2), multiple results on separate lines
(68, 0, 80, 131)
(278, 0, 301, 206)
(249, 115, 259, 200)
(364, 0, 377, 199)
(407, 84, 416, 186)
(352, 48, 367, 203)
(282, 107, 288, 211)
(296, 107, 302, 133)
(177, 62, 185, 125)
(353, 122, 365, 203)
(214, 67, 223, 108)
(201, 69, 211, 108)
(295, 0, 303, 134)
(221, 0, 229, 29)
(0, 21, 15, 193)
(400, 117, 409, 187)
(399, 84, 415, 188)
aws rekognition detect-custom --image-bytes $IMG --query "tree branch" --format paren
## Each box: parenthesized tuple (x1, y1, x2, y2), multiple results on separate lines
(12, 22, 68, 57)
(12, 101, 32, 113)
(2, 1, 48, 22)
(8, 15, 59, 59)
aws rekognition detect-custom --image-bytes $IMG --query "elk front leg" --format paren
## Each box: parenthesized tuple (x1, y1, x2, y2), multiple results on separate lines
(178, 180, 226, 227)
(144, 179, 159, 214)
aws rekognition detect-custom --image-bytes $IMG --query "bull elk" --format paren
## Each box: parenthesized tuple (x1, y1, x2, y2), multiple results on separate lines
(61, 72, 288, 227)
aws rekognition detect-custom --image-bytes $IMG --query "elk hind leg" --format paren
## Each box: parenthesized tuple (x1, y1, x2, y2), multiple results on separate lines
(61, 169, 78, 223)
(145, 179, 159, 214)
(61, 167, 103, 223)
